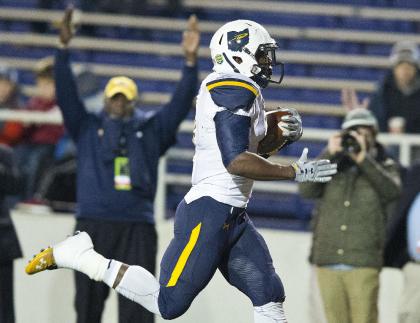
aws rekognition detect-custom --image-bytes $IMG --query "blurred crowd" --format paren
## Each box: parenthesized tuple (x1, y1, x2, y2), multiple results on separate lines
(1, 39, 418, 210)
(0, 58, 102, 207)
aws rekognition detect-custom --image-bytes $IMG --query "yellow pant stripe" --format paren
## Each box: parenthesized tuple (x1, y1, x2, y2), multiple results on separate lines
(206, 81, 258, 96)
(166, 222, 202, 287)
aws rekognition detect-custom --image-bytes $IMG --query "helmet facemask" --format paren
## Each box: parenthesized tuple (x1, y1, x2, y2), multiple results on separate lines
(245, 43, 284, 88)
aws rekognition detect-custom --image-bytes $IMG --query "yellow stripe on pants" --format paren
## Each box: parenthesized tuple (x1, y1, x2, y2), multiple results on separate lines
(166, 222, 202, 287)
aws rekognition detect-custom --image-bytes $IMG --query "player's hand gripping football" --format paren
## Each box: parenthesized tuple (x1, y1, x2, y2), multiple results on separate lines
(59, 6, 75, 47)
(182, 15, 200, 66)
(276, 107, 303, 142)
(292, 148, 337, 183)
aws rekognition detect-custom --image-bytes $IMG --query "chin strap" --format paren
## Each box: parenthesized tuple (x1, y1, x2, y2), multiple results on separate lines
(251, 73, 269, 88)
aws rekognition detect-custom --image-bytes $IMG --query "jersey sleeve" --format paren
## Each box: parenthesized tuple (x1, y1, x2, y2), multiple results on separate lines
(214, 110, 251, 168)
(206, 78, 258, 113)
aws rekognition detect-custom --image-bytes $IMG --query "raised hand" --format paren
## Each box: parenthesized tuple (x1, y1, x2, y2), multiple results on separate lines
(292, 148, 337, 183)
(341, 88, 369, 112)
(182, 15, 200, 66)
(59, 6, 75, 47)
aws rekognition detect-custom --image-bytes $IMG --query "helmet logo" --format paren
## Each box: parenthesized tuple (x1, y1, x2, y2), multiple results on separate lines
(215, 54, 224, 64)
(227, 28, 249, 52)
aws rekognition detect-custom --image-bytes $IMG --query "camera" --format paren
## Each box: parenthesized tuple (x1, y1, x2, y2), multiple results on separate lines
(341, 131, 361, 154)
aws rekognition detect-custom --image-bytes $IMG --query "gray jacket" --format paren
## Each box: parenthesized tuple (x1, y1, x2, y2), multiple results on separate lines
(300, 147, 401, 269)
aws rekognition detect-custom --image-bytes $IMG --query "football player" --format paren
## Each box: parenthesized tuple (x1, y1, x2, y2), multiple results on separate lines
(26, 20, 337, 322)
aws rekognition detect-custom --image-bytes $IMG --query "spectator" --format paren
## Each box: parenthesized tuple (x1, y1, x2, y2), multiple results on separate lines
(0, 145, 23, 323)
(36, 68, 103, 211)
(53, 8, 199, 323)
(0, 65, 24, 146)
(343, 42, 420, 134)
(368, 41, 420, 134)
(15, 57, 65, 200)
(384, 162, 420, 323)
(299, 108, 401, 323)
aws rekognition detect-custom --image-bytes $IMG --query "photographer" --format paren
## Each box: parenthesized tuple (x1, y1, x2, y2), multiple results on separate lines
(299, 108, 401, 323)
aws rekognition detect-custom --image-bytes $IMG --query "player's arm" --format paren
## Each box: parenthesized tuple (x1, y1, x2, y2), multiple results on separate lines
(228, 151, 296, 180)
(212, 83, 337, 183)
(214, 110, 295, 180)
(54, 6, 88, 141)
(215, 114, 335, 182)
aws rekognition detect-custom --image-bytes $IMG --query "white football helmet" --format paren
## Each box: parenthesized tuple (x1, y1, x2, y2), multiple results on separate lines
(209, 20, 284, 88)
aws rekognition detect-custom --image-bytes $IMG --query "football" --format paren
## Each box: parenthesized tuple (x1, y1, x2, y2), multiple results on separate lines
(257, 109, 291, 156)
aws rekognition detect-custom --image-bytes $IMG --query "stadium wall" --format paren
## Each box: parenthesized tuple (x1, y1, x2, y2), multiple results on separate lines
(12, 210, 402, 323)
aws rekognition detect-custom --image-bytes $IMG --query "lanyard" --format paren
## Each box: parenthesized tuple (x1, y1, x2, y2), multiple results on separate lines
(117, 125, 128, 157)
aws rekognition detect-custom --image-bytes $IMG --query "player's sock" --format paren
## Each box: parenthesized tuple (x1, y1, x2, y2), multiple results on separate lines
(254, 302, 288, 323)
(52, 231, 109, 281)
(74, 248, 109, 281)
(103, 261, 161, 316)
(55, 233, 161, 316)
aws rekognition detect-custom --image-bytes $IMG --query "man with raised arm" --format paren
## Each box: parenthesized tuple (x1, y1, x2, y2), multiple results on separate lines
(27, 8, 199, 323)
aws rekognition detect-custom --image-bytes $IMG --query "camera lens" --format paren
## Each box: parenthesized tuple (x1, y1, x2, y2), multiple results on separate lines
(341, 132, 361, 154)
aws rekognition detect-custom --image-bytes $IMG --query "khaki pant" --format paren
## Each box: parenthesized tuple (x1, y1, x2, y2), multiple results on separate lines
(399, 262, 420, 323)
(316, 266, 379, 323)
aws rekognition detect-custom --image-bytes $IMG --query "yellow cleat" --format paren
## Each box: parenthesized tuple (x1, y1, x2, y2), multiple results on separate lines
(25, 247, 57, 275)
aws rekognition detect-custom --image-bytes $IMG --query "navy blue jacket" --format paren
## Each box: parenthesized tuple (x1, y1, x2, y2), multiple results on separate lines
(369, 71, 420, 134)
(54, 49, 198, 223)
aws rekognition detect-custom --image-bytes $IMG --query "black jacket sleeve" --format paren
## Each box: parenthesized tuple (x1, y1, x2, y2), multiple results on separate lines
(384, 163, 420, 268)
(0, 145, 22, 196)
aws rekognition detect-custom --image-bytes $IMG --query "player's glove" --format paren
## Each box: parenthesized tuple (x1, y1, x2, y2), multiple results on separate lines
(292, 148, 337, 183)
(277, 107, 303, 142)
